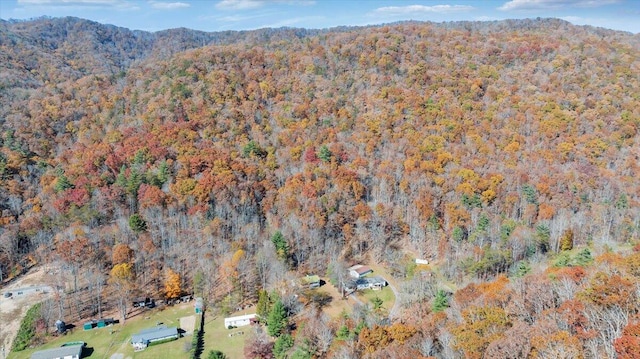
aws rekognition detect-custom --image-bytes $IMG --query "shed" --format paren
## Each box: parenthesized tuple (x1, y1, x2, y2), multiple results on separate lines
(224, 314, 257, 329)
(31, 344, 83, 359)
(301, 275, 321, 288)
(194, 297, 204, 314)
(131, 326, 179, 350)
(348, 265, 373, 278)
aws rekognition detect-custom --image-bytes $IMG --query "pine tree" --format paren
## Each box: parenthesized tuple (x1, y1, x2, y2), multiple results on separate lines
(514, 261, 531, 278)
(271, 231, 289, 262)
(318, 145, 332, 162)
(267, 299, 288, 337)
(432, 289, 449, 313)
(256, 289, 270, 318)
(574, 248, 593, 266)
(129, 213, 147, 232)
(273, 334, 294, 359)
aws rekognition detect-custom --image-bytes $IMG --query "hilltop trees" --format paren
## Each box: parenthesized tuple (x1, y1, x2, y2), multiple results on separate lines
(0, 17, 639, 358)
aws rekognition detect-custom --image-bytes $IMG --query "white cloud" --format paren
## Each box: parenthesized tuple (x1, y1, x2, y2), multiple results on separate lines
(499, 0, 619, 11)
(17, 0, 138, 9)
(266, 15, 324, 28)
(149, 1, 190, 10)
(19, 0, 123, 4)
(372, 4, 475, 16)
(215, 0, 314, 10)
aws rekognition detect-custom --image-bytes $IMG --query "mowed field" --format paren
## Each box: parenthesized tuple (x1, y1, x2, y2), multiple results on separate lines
(7, 303, 243, 359)
(8, 272, 396, 359)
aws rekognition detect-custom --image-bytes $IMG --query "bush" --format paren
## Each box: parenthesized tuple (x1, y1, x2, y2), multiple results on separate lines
(12, 303, 42, 351)
(208, 350, 228, 359)
(147, 337, 178, 346)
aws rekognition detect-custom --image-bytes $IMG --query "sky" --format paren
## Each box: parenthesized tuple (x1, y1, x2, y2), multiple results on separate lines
(0, 0, 638, 34)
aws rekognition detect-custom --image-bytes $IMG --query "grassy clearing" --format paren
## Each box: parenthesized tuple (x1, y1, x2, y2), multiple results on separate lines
(358, 286, 395, 309)
(9, 304, 195, 359)
(200, 313, 249, 359)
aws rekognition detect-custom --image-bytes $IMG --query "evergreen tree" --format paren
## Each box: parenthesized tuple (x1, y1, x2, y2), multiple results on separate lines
(574, 248, 593, 266)
(267, 299, 288, 337)
(273, 334, 294, 359)
(54, 171, 74, 193)
(514, 261, 531, 278)
(271, 231, 289, 262)
(256, 289, 271, 318)
(371, 296, 384, 311)
(318, 145, 332, 162)
(129, 213, 147, 232)
(535, 224, 551, 253)
(432, 290, 449, 313)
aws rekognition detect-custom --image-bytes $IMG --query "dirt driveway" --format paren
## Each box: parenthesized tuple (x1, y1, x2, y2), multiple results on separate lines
(0, 268, 53, 358)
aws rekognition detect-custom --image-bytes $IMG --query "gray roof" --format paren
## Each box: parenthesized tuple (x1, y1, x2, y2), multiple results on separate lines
(31, 345, 83, 359)
(131, 326, 179, 344)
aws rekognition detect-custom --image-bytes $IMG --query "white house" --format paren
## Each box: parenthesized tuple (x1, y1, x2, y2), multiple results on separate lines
(224, 313, 258, 329)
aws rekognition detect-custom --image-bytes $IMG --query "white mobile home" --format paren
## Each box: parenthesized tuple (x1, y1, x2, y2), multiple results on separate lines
(224, 313, 257, 329)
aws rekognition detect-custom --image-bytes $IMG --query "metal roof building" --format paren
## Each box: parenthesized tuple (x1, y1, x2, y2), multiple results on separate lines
(131, 326, 179, 349)
(31, 344, 84, 359)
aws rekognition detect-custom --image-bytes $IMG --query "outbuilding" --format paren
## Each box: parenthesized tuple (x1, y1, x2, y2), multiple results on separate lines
(348, 265, 373, 278)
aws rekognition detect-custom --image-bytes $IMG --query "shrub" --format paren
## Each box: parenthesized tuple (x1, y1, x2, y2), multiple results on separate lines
(12, 303, 42, 351)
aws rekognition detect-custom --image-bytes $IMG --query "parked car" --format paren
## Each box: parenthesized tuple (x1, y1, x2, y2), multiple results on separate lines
(3, 292, 12, 298)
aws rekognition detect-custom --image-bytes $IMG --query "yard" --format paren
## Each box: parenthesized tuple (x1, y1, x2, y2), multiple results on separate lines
(358, 286, 395, 311)
(200, 311, 253, 359)
(9, 304, 195, 359)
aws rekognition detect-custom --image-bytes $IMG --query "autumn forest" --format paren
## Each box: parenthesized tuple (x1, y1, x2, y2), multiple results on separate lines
(1, 16, 640, 358)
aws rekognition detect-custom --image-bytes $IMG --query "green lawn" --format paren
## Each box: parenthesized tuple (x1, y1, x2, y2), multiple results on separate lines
(358, 286, 395, 310)
(200, 313, 250, 359)
(9, 304, 195, 359)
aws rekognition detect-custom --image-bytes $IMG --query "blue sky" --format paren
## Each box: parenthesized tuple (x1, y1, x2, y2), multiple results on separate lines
(1, 0, 638, 33)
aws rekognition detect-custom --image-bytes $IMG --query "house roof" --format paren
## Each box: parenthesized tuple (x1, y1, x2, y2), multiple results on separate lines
(31, 344, 83, 359)
(348, 265, 372, 275)
(131, 326, 178, 344)
(301, 275, 320, 284)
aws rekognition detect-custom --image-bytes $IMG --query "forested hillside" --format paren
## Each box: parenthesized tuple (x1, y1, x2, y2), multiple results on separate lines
(1, 17, 640, 358)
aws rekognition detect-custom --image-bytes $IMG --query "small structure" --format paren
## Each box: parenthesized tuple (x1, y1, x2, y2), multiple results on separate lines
(55, 319, 66, 334)
(300, 275, 321, 289)
(224, 314, 258, 329)
(82, 318, 114, 330)
(348, 265, 373, 279)
(194, 297, 204, 314)
(31, 344, 83, 359)
(131, 326, 179, 350)
(83, 320, 96, 331)
(133, 297, 155, 308)
(98, 318, 115, 328)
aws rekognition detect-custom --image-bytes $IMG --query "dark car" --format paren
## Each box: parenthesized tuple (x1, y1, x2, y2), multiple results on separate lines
(3, 292, 12, 298)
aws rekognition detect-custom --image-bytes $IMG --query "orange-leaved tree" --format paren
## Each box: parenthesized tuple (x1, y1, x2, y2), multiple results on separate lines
(164, 268, 181, 300)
